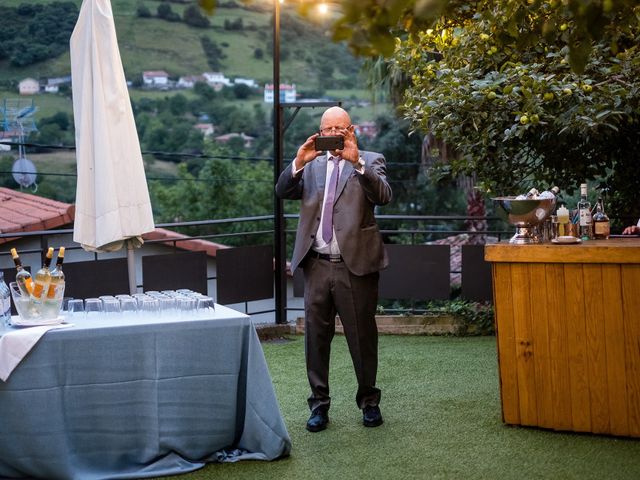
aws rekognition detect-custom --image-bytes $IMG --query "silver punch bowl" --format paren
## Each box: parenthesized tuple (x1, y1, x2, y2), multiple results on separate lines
(492, 197, 557, 244)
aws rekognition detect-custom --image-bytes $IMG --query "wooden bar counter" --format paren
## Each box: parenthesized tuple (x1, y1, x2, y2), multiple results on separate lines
(485, 237, 640, 437)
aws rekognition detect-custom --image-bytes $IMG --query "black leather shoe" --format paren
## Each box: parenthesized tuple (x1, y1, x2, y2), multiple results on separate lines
(306, 407, 329, 432)
(362, 405, 383, 427)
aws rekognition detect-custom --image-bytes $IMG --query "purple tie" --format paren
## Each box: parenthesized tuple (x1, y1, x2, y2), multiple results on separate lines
(322, 157, 340, 243)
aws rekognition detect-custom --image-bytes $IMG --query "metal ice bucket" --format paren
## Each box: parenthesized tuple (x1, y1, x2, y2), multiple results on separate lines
(493, 197, 556, 244)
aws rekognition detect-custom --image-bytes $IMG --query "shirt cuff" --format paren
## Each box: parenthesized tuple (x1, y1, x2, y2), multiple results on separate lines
(292, 159, 304, 176)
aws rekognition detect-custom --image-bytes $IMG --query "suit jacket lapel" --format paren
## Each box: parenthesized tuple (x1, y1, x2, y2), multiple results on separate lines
(314, 155, 327, 199)
(335, 160, 354, 201)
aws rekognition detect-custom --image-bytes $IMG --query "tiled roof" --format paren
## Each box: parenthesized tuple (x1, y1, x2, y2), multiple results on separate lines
(0, 188, 227, 258)
(142, 228, 228, 257)
(0, 187, 75, 243)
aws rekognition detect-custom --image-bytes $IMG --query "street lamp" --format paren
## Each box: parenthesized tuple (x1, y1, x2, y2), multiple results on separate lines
(272, 0, 338, 325)
(273, 0, 286, 325)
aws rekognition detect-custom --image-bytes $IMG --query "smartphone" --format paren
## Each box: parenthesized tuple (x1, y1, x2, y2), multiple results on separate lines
(315, 135, 344, 151)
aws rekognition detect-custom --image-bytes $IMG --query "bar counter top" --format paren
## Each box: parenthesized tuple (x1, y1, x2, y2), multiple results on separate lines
(485, 237, 640, 264)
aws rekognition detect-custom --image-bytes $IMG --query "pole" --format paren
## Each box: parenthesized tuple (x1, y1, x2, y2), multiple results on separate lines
(273, 0, 287, 324)
(126, 240, 136, 295)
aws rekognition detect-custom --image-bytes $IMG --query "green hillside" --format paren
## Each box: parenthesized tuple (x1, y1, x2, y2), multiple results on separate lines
(0, 0, 361, 90)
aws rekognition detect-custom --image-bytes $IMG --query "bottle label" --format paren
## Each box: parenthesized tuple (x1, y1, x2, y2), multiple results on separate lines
(32, 283, 45, 299)
(579, 209, 592, 226)
(46, 282, 65, 300)
(25, 278, 34, 295)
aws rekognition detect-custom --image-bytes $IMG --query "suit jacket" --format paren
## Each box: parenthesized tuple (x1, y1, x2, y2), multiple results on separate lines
(275, 150, 392, 276)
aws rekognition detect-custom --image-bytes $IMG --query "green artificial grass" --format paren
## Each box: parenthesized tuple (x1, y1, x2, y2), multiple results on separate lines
(155, 335, 640, 480)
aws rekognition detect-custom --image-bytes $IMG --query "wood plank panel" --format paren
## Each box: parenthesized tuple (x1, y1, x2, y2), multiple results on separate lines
(582, 264, 609, 434)
(621, 265, 640, 436)
(487, 239, 640, 437)
(602, 264, 629, 436)
(564, 264, 592, 432)
(492, 264, 520, 425)
(545, 264, 572, 430)
(529, 263, 553, 428)
(511, 263, 537, 426)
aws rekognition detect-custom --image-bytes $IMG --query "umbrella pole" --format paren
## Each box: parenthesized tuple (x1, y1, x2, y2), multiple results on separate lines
(127, 240, 137, 295)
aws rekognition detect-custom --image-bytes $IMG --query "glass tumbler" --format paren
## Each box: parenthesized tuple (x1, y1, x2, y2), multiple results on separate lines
(84, 298, 103, 318)
(120, 297, 138, 317)
(102, 298, 121, 317)
(67, 299, 85, 319)
(196, 296, 215, 317)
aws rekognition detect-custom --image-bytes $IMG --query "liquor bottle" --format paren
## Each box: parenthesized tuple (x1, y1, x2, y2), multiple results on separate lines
(592, 197, 610, 240)
(0, 272, 10, 326)
(10, 248, 34, 296)
(577, 183, 593, 240)
(46, 247, 66, 300)
(31, 247, 54, 302)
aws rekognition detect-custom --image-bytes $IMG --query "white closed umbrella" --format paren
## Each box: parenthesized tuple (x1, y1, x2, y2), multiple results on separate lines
(70, 0, 155, 294)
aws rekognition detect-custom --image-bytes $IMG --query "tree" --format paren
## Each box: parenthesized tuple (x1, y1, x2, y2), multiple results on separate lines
(136, 5, 152, 18)
(150, 151, 274, 245)
(183, 5, 210, 28)
(390, 0, 640, 223)
(200, 36, 226, 70)
(232, 83, 252, 100)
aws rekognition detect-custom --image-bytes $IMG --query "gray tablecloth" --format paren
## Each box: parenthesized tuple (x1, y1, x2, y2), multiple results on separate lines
(0, 305, 291, 479)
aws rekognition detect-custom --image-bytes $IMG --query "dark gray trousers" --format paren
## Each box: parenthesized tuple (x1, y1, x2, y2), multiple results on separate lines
(302, 255, 381, 411)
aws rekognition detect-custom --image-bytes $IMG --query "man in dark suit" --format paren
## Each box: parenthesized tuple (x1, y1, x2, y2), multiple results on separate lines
(276, 106, 392, 432)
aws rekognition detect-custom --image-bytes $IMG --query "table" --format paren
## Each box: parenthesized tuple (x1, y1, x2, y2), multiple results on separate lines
(485, 238, 640, 437)
(0, 305, 291, 479)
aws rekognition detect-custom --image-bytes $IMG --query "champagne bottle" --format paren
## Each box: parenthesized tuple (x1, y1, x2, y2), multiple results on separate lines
(10, 248, 34, 296)
(578, 183, 592, 240)
(592, 197, 610, 240)
(47, 247, 66, 300)
(31, 247, 54, 302)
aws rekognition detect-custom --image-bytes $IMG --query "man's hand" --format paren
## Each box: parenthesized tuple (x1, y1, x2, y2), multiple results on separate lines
(336, 125, 359, 166)
(293, 133, 322, 171)
(622, 225, 640, 235)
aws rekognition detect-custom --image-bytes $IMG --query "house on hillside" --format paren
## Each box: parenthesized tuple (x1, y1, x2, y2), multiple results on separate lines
(263, 84, 296, 103)
(214, 132, 255, 148)
(194, 123, 215, 137)
(142, 71, 170, 88)
(355, 121, 378, 139)
(234, 78, 257, 89)
(202, 72, 231, 91)
(18, 78, 39, 96)
(177, 75, 204, 89)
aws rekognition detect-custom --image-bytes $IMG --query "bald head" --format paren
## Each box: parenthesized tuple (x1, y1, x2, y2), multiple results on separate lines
(320, 107, 351, 134)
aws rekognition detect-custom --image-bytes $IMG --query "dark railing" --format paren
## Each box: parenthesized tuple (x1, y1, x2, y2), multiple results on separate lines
(3, 213, 635, 321)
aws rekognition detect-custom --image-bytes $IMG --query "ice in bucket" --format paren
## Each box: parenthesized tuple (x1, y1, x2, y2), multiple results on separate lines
(10, 282, 65, 322)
